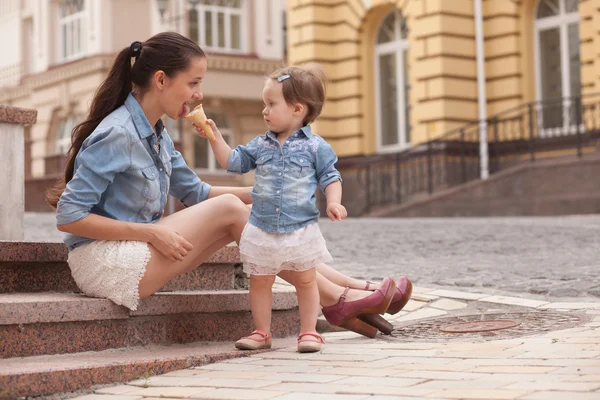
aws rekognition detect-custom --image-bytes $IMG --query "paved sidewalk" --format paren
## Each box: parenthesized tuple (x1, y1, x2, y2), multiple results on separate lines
(70, 284, 600, 400)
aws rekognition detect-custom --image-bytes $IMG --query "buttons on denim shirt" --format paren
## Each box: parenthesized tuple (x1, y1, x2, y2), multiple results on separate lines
(276, 190, 280, 194)
(276, 208, 280, 212)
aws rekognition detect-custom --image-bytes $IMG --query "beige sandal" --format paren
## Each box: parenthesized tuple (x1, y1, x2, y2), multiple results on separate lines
(235, 330, 272, 350)
(297, 332, 325, 353)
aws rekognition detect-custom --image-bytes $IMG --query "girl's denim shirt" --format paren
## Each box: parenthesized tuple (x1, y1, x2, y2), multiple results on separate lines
(227, 125, 341, 233)
(56, 93, 211, 250)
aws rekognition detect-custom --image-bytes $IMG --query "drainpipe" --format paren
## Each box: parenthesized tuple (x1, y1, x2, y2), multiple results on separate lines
(474, 0, 489, 179)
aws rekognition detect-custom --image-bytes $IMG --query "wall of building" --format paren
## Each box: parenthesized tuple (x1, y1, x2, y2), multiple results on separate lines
(287, 0, 599, 158)
(0, 0, 23, 87)
(580, 0, 600, 97)
(1, 0, 285, 183)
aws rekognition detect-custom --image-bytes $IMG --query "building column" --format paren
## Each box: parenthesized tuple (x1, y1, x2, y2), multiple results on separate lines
(287, 0, 365, 157)
(0, 105, 37, 240)
(580, 0, 598, 98)
(410, 0, 478, 141)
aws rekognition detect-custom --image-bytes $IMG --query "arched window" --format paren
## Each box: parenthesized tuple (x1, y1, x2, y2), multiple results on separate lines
(375, 9, 410, 152)
(55, 113, 82, 154)
(534, 0, 580, 131)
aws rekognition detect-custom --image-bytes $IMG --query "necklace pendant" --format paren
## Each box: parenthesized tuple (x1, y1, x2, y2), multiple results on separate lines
(153, 140, 160, 154)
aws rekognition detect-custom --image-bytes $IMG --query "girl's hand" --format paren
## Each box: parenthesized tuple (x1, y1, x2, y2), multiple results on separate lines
(326, 202, 347, 221)
(194, 119, 222, 140)
(148, 225, 193, 262)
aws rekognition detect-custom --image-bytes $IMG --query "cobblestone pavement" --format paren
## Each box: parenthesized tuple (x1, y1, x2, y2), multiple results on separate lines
(72, 289, 600, 400)
(319, 217, 600, 301)
(26, 213, 600, 301)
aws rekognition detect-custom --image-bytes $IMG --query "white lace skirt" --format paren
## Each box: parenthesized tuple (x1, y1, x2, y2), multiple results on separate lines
(239, 222, 333, 276)
(67, 240, 151, 311)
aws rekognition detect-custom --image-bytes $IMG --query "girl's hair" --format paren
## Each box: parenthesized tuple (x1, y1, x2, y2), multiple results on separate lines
(268, 64, 327, 126)
(46, 32, 205, 209)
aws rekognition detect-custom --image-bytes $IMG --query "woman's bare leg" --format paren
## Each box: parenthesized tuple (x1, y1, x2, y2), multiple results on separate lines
(138, 194, 249, 299)
(314, 262, 373, 290)
(278, 270, 372, 308)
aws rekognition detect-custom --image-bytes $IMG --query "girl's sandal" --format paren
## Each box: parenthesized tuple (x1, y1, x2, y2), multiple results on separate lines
(297, 332, 325, 353)
(235, 330, 272, 350)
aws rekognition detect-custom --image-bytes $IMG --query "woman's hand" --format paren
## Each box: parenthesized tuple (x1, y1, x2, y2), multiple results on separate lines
(148, 225, 193, 262)
(326, 202, 348, 221)
(194, 119, 222, 140)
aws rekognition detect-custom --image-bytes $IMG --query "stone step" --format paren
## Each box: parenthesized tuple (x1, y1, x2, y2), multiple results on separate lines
(0, 241, 244, 293)
(0, 289, 298, 358)
(1, 339, 293, 399)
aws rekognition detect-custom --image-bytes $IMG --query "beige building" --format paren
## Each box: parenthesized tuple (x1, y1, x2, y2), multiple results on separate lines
(0, 0, 286, 206)
(286, 0, 599, 157)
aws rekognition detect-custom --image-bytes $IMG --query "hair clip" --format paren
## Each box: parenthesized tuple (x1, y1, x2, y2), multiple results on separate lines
(277, 74, 291, 83)
(130, 41, 142, 59)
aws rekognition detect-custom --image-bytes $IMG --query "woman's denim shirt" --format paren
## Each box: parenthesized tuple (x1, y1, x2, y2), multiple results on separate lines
(227, 125, 341, 233)
(56, 93, 211, 250)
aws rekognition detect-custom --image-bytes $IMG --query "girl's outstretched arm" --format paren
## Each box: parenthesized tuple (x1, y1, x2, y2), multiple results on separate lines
(194, 119, 232, 169)
(324, 181, 347, 221)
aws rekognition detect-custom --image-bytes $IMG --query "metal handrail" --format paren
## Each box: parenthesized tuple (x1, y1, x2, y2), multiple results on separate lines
(344, 93, 600, 216)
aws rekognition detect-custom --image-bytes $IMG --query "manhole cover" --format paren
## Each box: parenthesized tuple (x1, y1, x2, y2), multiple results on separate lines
(440, 320, 520, 333)
(391, 311, 588, 342)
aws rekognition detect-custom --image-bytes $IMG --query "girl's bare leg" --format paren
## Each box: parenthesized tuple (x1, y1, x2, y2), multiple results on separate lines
(290, 268, 319, 333)
(247, 274, 276, 339)
(138, 194, 248, 299)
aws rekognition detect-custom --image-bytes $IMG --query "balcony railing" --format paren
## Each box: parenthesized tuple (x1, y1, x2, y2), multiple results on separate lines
(0, 63, 22, 88)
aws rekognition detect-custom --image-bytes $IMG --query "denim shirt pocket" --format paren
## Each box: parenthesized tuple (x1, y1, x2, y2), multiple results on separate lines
(141, 165, 161, 201)
(289, 153, 313, 179)
(255, 153, 273, 177)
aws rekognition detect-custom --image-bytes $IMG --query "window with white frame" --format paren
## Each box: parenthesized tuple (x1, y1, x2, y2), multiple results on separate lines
(56, 113, 82, 154)
(534, 0, 580, 132)
(194, 109, 233, 172)
(163, 116, 182, 142)
(188, 0, 246, 53)
(58, 0, 86, 62)
(375, 9, 410, 152)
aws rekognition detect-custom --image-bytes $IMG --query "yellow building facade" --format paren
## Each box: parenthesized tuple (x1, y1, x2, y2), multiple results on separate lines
(287, 0, 600, 158)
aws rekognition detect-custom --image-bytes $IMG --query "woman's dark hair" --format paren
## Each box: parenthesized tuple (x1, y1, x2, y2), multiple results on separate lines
(46, 32, 205, 209)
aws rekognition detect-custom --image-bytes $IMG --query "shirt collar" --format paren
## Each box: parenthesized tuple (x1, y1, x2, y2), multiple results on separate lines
(266, 125, 314, 141)
(299, 125, 314, 138)
(124, 93, 164, 139)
